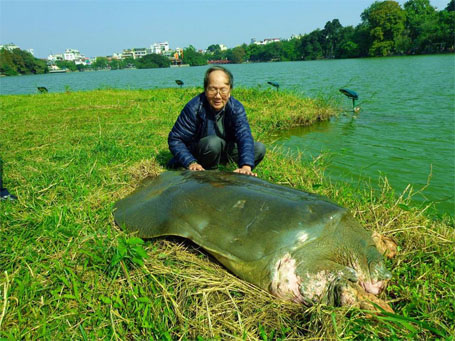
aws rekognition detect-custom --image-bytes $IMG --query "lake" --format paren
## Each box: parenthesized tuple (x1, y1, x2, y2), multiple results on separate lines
(1, 55, 454, 217)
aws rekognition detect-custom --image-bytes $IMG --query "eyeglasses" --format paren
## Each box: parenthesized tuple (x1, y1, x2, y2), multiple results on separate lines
(206, 87, 230, 96)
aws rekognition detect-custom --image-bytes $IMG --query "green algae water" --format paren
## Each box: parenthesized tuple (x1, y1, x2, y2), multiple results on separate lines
(1, 54, 454, 216)
(271, 55, 455, 217)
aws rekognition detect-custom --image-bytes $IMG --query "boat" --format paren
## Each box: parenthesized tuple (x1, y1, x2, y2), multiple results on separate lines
(48, 65, 68, 73)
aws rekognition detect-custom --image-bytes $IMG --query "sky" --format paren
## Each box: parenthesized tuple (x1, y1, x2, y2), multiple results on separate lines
(0, 0, 451, 58)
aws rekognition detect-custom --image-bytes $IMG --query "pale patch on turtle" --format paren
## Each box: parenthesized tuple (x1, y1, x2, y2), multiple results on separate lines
(270, 254, 304, 303)
(299, 270, 346, 304)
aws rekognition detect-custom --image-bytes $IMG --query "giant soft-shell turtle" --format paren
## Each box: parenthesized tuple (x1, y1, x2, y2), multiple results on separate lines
(114, 171, 395, 310)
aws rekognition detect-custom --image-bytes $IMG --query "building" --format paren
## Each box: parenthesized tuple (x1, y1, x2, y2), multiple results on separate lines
(64, 49, 82, 61)
(0, 43, 20, 51)
(112, 52, 123, 59)
(47, 53, 64, 62)
(47, 48, 87, 65)
(150, 42, 169, 55)
(252, 38, 281, 45)
(122, 48, 148, 59)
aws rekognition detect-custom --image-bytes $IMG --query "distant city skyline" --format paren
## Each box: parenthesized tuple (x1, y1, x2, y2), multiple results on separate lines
(0, 0, 450, 58)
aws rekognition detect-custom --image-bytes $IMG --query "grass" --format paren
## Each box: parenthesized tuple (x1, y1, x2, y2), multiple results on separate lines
(1, 88, 454, 339)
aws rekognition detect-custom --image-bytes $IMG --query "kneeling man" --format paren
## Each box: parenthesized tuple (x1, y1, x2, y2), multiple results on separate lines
(168, 66, 265, 177)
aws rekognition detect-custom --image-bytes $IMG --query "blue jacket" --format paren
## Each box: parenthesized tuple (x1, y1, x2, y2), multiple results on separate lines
(168, 93, 255, 168)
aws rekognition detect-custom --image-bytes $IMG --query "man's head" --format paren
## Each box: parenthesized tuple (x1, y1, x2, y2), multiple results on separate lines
(204, 66, 233, 111)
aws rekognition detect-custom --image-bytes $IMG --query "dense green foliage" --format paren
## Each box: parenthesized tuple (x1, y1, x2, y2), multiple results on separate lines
(0, 48, 48, 76)
(182, 45, 208, 66)
(46, 54, 171, 74)
(208, 0, 454, 63)
(0, 88, 453, 339)
(135, 53, 171, 69)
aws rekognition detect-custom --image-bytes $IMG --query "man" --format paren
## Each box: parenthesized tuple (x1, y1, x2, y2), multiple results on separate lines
(168, 66, 265, 177)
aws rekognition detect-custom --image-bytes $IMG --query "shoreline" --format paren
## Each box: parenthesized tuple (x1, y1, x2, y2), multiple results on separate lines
(2, 52, 454, 79)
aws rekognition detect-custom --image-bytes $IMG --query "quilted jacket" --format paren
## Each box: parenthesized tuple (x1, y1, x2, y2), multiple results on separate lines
(168, 93, 255, 168)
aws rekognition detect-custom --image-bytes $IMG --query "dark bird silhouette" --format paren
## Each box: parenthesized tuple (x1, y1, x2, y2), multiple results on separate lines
(267, 81, 280, 90)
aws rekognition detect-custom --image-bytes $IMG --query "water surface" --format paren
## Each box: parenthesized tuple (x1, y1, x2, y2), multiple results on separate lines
(1, 55, 454, 216)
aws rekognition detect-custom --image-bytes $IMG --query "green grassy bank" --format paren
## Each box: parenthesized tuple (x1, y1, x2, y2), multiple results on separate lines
(0, 88, 453, 339)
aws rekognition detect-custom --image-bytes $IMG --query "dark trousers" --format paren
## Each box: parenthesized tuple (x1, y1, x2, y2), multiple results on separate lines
(191, 135, 266, 170)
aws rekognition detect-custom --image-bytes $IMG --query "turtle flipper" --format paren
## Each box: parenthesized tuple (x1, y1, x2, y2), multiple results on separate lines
(336, 280, 394, 313)
(372, 232, 398, 259)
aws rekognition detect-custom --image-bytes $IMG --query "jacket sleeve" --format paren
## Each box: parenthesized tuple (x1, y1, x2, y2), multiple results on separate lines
(168, 102, 199, 168)
(231, 99, 255, 168)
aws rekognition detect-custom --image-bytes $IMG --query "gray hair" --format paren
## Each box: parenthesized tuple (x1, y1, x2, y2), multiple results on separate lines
(203, 66, 234, 90)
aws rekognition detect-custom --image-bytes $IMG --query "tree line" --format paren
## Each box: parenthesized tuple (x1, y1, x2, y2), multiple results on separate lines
(203, 0, 454, 64)
(1, 0, 453, 75)
(0, 48, 48, 76)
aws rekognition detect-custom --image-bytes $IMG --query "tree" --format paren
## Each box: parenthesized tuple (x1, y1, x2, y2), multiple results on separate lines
(226, 46, 246, 64)
(92, 57, 109, 69)
(336, 26, 361, 58)
(280, 39, 300, 61)
(206, 44, 224, 60)
(182, 46, 207, 66)
(298, 30, 324, 60)
(322, 19, 343, 58)
(56, 60, 77, 71)
(135, 53, 170, 69)
(207, 44, 221, 53)
(404, 0, 438, 53)
(0, 48, 48, 76)
(436, 2, 455, 52)
(361, 1, 406, 56)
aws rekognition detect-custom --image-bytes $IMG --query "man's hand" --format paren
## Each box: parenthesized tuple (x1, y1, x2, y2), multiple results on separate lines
(188, 162, 205, 171)
(233, 165, 257, 177)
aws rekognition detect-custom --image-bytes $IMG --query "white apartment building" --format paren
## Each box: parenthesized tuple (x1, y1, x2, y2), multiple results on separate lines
(64, 49, 82, 61)
(47, 53, 64, 62)
(150, 42, 169, 54)
(47, 49, 87, 65)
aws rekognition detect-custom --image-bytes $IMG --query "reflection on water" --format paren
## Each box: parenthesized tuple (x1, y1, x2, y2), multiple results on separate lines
(1, 55, 454, 216)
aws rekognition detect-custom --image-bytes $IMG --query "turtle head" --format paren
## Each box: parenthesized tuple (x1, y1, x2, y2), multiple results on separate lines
(268, 211, 393, 307)
(303, 214, 392, 305)
(331, 214, 392, 296)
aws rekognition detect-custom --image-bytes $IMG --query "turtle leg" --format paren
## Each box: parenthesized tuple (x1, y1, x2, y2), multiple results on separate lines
(336, 280, 394, 313)
(372, 232, 398, 259)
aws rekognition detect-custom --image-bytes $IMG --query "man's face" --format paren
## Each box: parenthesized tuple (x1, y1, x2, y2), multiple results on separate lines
(205, 70, 231, 111)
